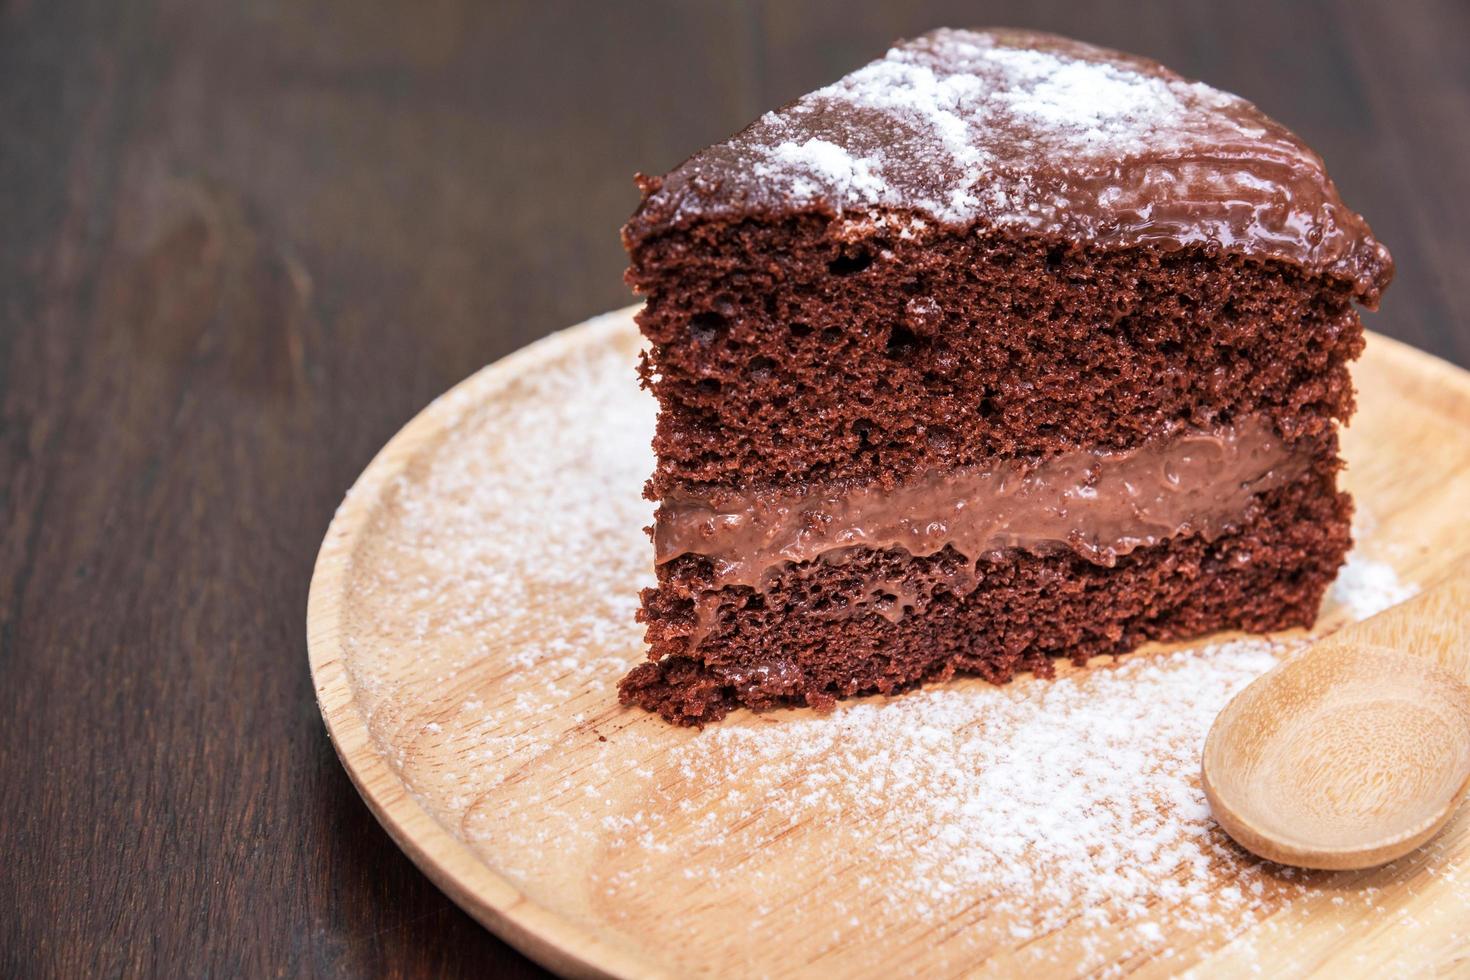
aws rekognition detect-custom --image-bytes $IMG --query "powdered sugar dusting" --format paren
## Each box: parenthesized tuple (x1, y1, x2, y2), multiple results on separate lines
(766, 138, 887, 204)
(656, 640, 1290, 938)
(333, 310, 1457, 975)
(745, 28, 1273, 226)
(986, 48, 1249, 147)
(1331, 552, 1420, 620)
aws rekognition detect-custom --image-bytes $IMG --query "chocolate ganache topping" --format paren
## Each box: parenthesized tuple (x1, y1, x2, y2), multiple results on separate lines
(654, 415, 1309, 589)
(625, 28, 1392, 303)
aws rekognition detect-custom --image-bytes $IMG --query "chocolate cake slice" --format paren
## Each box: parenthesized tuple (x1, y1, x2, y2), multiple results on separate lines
(619, 28, 1392, 724)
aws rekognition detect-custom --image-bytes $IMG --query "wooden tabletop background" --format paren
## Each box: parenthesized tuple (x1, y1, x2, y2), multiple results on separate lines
(2, 1, 1467, 976)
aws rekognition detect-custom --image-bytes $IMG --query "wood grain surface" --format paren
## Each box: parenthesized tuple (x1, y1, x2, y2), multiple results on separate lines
(4, 1, 1470, 976)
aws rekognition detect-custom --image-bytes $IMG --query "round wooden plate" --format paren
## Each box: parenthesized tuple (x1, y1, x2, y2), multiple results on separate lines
(307, 306, 1470, 979)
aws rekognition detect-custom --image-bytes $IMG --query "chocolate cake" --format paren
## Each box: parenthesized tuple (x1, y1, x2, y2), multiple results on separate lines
(618, 28, 1392, 724)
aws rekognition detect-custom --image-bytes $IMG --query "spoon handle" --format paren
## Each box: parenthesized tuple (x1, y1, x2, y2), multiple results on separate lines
(1334, 563, 1470, 680)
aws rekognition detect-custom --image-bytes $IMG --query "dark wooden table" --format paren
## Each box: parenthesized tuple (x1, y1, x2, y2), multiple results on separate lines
(3, 0, 1467, 975)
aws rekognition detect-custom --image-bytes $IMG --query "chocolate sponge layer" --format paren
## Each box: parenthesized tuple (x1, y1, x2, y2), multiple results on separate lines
(628, 217, 1365, 498)
(621, 458, 1351, 725)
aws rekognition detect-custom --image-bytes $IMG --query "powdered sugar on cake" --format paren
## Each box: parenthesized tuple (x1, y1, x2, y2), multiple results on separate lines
(745, 29, 1277, 227)
(334, 312, 1451, 973)
(763, 138, 887, 204)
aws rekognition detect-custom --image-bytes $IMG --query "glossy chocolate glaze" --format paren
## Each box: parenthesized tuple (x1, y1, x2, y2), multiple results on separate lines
(625, 28, 1391, 302)
(655, 415, 1307, 592)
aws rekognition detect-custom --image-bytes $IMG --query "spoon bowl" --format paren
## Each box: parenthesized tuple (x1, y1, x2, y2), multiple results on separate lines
(1204, 643, 1470, 869)
(1205, 567, 1470, 870)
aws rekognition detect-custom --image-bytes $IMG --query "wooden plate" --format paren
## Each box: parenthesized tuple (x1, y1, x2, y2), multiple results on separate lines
(307, 306, 1470, 978)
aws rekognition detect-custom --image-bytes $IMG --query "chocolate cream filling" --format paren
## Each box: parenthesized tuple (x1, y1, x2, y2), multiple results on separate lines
(654, 415, 1309, 599)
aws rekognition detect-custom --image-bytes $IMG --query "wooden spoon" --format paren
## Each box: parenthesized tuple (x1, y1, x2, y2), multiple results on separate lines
(1202, 567, 1470, 870)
